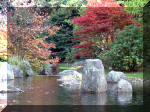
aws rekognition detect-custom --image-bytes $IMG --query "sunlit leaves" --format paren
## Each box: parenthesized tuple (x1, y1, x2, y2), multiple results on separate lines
(0, 30, 7, 60)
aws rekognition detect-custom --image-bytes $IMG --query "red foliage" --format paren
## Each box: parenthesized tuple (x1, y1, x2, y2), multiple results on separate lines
(72, 0, 139, 58)
(7, 8, 59, 63)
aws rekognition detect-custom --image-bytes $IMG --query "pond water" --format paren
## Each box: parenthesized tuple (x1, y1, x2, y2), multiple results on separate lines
(1, 76, 143, 105)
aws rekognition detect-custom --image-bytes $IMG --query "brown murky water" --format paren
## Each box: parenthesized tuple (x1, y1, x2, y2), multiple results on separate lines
(0, 76, 143, 106)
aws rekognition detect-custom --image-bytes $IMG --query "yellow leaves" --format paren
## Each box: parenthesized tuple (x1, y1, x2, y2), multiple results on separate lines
(70, 66, 83, 70)
(0, 30, 7, 60)
(48, 26, 60, 35)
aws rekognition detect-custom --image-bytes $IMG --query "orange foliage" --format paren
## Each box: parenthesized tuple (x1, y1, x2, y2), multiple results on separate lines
(0, 30, 7, 60)
(7, 8, 59, 63)
(0, 15, 7, 60)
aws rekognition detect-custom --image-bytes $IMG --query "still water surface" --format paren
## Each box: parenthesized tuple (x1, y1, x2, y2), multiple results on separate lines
(3, 76, 143, 105)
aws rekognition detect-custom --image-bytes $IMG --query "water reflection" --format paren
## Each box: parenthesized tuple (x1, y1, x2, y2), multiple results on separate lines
(0, 76, 142, 105)
(107, 83, 133, 105)
(81, 93, 107, 105)
(117, 93, 132, 105)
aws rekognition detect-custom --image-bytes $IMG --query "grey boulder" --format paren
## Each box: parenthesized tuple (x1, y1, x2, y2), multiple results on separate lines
(81, 59, 107, 93)
(58, 70, 82, 87)
(23, 61, 34, 76)
(11, 65, 24, 78)
(106, 70, 127, 83)
(7, 64, 15, 80)
(117, 79, 132, 93)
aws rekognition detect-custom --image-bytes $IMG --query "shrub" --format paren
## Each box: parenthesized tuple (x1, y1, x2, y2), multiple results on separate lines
(99, 24, 143, 71)
(30, 59, 45, 74)
(64, 48, 78, 63)
(7, 55, 27, 76)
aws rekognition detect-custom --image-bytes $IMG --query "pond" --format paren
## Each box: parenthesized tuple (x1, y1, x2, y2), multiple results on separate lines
(1, 76, 143, 106)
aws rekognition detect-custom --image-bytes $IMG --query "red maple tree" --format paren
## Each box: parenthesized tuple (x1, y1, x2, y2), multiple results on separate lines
(72, 0, 139, 58)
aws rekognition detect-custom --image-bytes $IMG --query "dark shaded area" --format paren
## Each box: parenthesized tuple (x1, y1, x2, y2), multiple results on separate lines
(2, 105, 145, 112)
(143, 1, 150, 110)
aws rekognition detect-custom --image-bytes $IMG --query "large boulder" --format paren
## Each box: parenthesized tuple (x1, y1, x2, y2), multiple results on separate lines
(11, 65, 23, 78)
(106, 71, 127, 83)
(117, 79, 132, 93)
(81, 59, 107, 93)
(0, 80, 7, 92)
(23, 61, 34, 76)
(0, 62, 14, 80)
(0, 62, 24, 79)
(57, 70, 82, 87)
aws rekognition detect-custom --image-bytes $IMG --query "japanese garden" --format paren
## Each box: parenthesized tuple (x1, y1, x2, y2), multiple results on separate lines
(0, 0, 149, 111)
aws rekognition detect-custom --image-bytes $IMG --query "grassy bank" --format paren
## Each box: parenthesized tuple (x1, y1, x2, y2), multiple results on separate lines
(58, 63, 143, 79)
(105, 70, 143, 79)
(125, 72, 143, 78)
(58, 63, 72, 71)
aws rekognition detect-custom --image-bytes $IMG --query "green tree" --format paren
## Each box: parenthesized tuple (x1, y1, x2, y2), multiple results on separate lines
(46, 7, 80, 62)
(99, 24, 143, 71)
(34, 0, 87, 7)
(119, 0, 149, 22)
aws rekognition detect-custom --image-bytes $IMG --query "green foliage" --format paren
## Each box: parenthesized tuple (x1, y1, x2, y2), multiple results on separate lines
(34, 0, 87, 7)
(119, 0, 149, 22)
(125, 72, 143, 78)
(58, 63, 72, 71)
(46, 7, 80, 62)
(0, 57, 6, 62)
(7, 55, 27, 76)
(99, 24, 143, 71)
(64, 48, 78, 63)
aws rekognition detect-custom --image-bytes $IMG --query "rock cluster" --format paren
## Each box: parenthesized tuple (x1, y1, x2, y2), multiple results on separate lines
(58, 59, 133, 94)
(0, 61, 33, 93)
(59, 59, 107, 93)
(106, 70, 132, 93)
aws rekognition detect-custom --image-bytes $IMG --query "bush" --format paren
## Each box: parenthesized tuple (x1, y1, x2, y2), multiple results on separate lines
(30, 59, 45, 74)
(64, 48, 78, 63)
(99, 25, 143, 71)
(7, 55, 27, 76)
